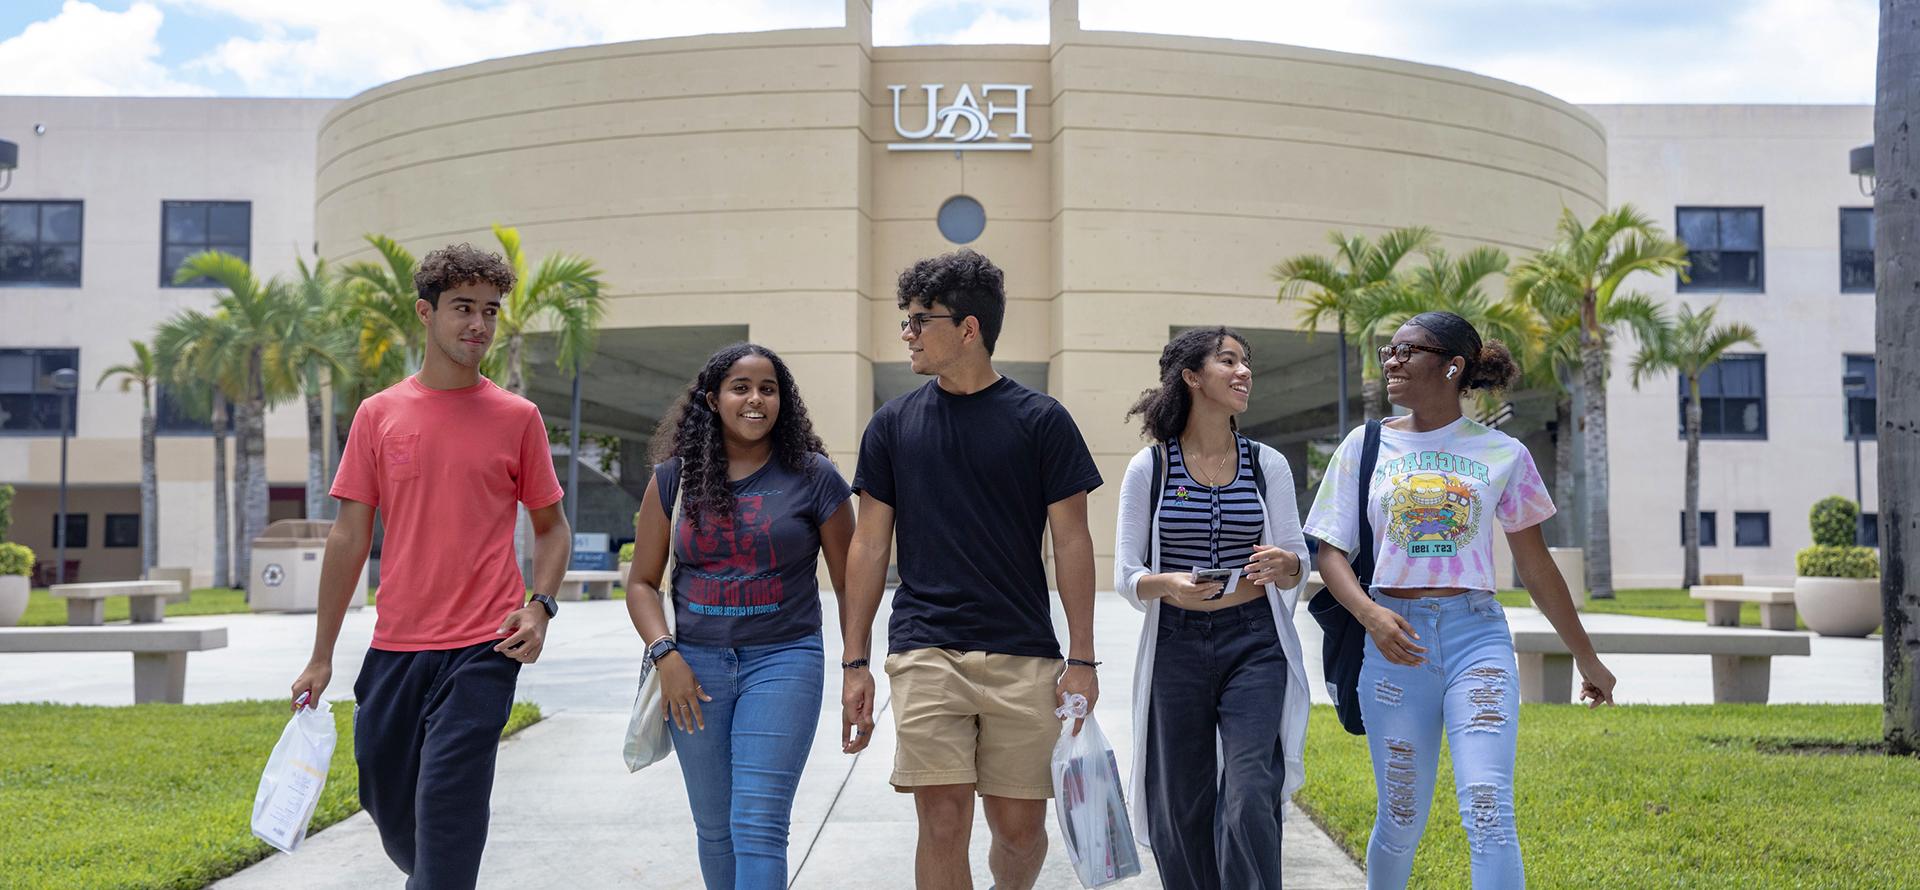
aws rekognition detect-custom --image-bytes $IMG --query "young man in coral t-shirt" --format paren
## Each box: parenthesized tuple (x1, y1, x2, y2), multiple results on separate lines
(290, 243, 572, 888)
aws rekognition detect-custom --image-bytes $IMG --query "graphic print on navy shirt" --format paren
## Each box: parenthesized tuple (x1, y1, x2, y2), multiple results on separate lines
(678, 486, 785, 616)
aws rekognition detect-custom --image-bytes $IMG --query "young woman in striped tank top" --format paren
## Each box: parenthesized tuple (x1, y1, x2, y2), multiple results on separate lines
(1113, 327, 1314, 890)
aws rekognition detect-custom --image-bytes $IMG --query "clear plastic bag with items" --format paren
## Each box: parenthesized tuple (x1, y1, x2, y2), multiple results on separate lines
(251, 698, 337, 853)
(1050, 693, 1143, 888)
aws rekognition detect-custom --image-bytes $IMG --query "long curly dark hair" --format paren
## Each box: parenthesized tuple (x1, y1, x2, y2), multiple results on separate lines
(1127, 326, 1251, 442)
(649, 343, 826, 529)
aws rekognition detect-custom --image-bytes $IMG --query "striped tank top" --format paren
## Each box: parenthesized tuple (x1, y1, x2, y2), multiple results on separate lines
(1158, 435, 1264, 574)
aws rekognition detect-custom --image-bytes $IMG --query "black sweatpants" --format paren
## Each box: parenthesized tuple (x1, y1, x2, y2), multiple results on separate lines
(353, 640, 520, 890)
(1145, 596, 1289, 890)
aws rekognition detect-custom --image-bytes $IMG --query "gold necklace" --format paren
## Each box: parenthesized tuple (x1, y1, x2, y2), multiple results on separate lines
(1182, 438, 1233, 488)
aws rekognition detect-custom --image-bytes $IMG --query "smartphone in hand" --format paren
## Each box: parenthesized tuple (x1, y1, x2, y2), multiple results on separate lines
(1190, 567, 1240, 600)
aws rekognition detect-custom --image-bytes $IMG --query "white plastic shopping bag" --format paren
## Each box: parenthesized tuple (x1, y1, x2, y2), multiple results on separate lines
(1050, 693, 1142, 889)
(251, 699, 338, 854)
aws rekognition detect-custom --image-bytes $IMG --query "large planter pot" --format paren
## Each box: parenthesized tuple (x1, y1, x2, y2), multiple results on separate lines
(1794, 576, 1880, 637)
(1547, 547, 1587, 610)
(0, 574, 28, 626)
(618, 562, 632, 588)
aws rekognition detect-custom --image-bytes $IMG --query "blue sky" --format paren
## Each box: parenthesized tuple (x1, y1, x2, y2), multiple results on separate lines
(0, 1, 1877, 103)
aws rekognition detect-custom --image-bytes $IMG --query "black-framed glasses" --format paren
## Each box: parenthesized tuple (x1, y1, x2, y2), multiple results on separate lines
(1378, 342, 1453, 365)
(900, 313, 960, 334)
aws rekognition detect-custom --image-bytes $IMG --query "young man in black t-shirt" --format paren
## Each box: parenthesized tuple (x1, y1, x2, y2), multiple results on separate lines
(841, 249, 1103, 890)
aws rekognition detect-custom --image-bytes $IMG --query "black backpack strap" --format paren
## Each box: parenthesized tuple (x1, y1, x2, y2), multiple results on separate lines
(1141, 442, 1168, 566)
(1244, 434, 1266, 493)
(1353, 420, 1383, 582)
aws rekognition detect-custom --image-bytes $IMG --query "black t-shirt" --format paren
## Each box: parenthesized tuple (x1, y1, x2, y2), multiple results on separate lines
(654, 452, 851, 647)
(853, 376, 1102, 658)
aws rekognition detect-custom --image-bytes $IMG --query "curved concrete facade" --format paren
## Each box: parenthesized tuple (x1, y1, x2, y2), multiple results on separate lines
(315, 0, 1605, 580)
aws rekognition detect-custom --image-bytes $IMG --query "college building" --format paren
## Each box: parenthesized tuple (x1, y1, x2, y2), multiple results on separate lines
(0, 0, 1875, 589)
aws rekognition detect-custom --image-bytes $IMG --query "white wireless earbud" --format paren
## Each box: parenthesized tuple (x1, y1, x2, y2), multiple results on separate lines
(1446, 366, 1459, 380)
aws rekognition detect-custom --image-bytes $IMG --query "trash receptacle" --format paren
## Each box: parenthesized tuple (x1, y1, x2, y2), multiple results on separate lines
(250, 520, 368, 612)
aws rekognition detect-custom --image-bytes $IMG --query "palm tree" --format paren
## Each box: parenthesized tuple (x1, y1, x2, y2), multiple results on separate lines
(154, 310, 246, 588)
(173, 251, 296, 587)
(1509, 206, 1687, 599)
(96, 341, 160, 577)
(485, 223, 607, 396)
(1274, 227, 1433, 426)
(279, 257, 357, 521)
(1876, 0, 1919, 755)
(1629, 302, 1758, 588)
(1352, 244, 1540, 423)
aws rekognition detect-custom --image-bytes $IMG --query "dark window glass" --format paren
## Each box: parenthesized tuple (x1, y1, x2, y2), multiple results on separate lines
(1861, 513, 1879, 548)
(52, 512, 89, 549)
(105, 514, 141, 549)
(0, 348, 79, 435)
(0, 200, 83, 286)
(161, 201, 251, 287)
(1841, 208, 1874, 293)
(1681, 354, 1766, 439)
(1677, 207, 1764, 292)
(155, 384, 232, 436)
(1734, 512, 1770, 547)
(937, 195, 987, 244)
(1845, 354, 1876, 441)
(1680, 511, 1718, 548)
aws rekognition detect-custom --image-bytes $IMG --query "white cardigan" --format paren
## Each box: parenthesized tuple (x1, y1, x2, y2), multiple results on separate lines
(1113, 440, 1313, 848)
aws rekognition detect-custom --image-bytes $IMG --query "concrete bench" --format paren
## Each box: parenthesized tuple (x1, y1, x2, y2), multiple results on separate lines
(1513, 628, 1810, 704)
(51, 580, 184, 625)
(1689, 585, 1797, 630)
(558, 570, 622, 602)
(0, 625, 228, 703)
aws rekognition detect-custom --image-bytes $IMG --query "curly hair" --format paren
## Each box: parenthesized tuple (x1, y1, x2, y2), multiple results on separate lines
(1126, 326, 1251, 442)
(648, 343, 826, 529)
(414, 243, 516, 307)
(1404, 311, 1519, 393)
(896, 249, 1006, 355)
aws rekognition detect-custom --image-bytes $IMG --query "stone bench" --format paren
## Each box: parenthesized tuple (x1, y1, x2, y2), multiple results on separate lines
(0, 625, 228, 703)
(1513, 628, 1810, 704)
(557, 570, 622, 602)
(1689, 585, 1797, 630)
(51, 580, 184, 625)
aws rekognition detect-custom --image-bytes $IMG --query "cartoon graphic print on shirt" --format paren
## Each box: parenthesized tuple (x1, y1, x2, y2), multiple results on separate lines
(1376, 451, 1493, 559)
(678, 487, 785, 616)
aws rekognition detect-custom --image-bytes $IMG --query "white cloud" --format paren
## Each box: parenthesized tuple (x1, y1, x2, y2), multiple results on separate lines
(0, 1, 211, 96)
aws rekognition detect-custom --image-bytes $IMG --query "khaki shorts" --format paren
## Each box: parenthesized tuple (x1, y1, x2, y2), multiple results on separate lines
(884, 647, 1062, 799)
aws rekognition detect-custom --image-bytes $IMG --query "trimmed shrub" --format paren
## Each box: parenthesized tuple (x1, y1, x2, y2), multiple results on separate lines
(0, 541, 34, 576)
(1809, 496, 1859, 548)
(0, 482, 13, 540)
(618, 542, 635, 563)
(1796, 545, 1879, 579)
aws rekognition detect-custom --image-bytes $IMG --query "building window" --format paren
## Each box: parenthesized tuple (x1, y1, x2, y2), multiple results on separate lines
(0, 348, 80, 435)
(0, 200, 83, 287)
(936, 195, 986, 245)
(104, 514, 141, 549)
(155, 383, 232, 436)
(1845, 354, 1876, 441)
(1680, 511, 1718, 548)
(52, 512, 89, 549)
(161, 201, 251, 287)
(1677, 207, 1764, 292)
(1862, 513, 1879, 548)
(1734, 512, 1770, 547)
(1841, 208, 1874, 293)
(1681, 353, 1766, 439)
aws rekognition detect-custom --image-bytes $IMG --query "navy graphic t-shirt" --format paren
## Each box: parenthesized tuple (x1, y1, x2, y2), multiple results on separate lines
(853, 376, 1102, 659)
(654, 451, 852, 647)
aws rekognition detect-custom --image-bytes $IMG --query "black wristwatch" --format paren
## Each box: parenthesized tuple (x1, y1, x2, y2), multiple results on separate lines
(646, 636, 679, 665)
(527, 594, 558, 619)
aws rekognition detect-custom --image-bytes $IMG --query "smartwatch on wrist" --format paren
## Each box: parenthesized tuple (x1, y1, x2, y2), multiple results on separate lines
(527, 594, 558, 619)
(646, 636, 679, 665)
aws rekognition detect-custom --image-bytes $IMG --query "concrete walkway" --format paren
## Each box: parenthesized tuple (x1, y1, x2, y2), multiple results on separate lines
(3, 592, 1882, 889)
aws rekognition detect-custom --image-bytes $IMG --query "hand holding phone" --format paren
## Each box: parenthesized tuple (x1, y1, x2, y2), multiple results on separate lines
(1190, 567, 1241, 600)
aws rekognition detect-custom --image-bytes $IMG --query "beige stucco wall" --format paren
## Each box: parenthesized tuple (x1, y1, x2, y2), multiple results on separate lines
(1585, 104, 1876, 587)
(0, 97, 334, 583)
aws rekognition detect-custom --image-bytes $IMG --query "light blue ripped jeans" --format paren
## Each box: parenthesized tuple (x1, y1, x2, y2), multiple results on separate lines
(1358, 589, 1523, 890)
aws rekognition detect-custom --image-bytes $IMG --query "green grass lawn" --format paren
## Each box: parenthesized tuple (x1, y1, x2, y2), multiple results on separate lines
(1294, 703, 1917, 889)
(1495, 587, 1809, 630)
(0, 699, 540, 890)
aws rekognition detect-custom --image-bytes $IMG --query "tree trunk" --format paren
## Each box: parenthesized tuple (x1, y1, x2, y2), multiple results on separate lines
(1878, 0, 1920, 755)
(240, 393, 270, 591)
(211, 394, 231, 589)
(508, 354, 536, 581)
(505, 333, 525, 395)
(1683, 378, 1703, 589)
(305, 366, 326, 521)
(139, 400, 157, 578)
(1359, 337, 1384, 422)
(230, 398, 252, 590)
(1553, 396, 1576, 547)
(1580, 315, 1615, 599)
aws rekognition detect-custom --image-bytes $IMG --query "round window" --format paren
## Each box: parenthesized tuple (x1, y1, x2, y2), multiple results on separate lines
(936, 195, 986, 244)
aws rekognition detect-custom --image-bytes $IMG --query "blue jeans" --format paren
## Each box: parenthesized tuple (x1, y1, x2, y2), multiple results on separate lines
(670, 633, 825, 890)
(1357, 590, 1523, 890)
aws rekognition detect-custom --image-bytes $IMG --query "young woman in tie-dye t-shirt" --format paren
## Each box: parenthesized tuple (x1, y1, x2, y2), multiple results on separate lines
(1305, 311, 1616, 890)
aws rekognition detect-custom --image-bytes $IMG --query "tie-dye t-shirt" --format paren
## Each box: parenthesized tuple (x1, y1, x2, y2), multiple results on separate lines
(1303, 416, 1554, 591)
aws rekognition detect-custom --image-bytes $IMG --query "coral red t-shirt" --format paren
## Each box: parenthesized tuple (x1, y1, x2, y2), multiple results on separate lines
(330, 375, 564, 651)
